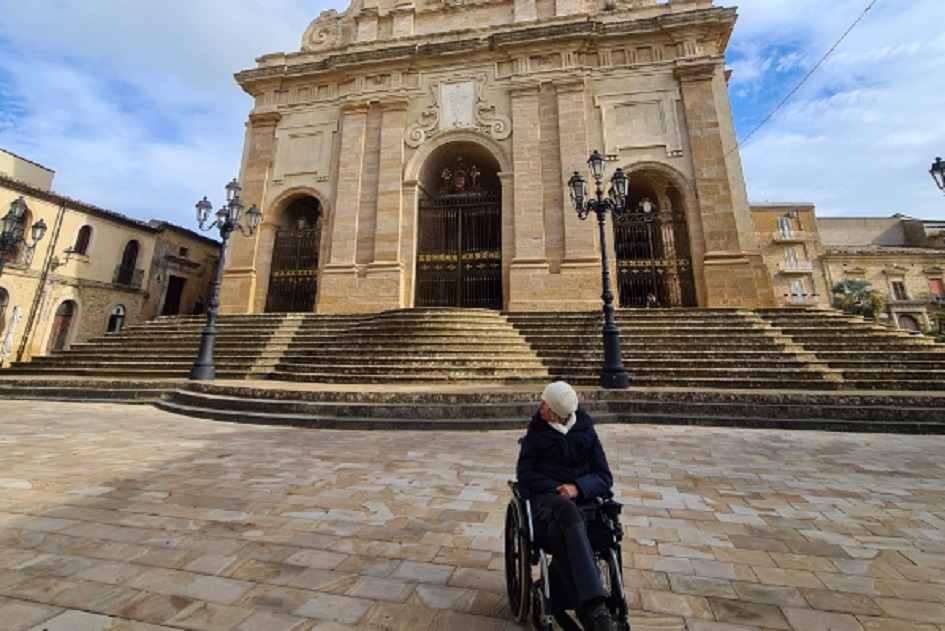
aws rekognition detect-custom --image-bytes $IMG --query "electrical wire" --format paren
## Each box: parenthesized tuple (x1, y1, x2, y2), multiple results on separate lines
(731, 0, 878, 153)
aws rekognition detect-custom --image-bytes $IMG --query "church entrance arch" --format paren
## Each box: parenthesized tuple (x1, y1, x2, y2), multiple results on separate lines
(415, 144, 502, 309)
(265, 195, 322, 313)
(614, 169, 696, 308)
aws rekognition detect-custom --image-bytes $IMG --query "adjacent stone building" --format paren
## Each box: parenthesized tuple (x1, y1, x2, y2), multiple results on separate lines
(221, 0, 777, 315)
(751, 207, 945, 333)
(0, 151, 220, 365)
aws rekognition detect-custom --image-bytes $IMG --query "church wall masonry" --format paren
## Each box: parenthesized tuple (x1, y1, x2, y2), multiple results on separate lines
(220, 0, 777, 314)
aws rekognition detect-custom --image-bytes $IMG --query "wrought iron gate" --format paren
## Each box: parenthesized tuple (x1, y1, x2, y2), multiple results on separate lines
(415, 192, 502, 309)
(613, 199, 696, 308)
(265, 226, 320, 313)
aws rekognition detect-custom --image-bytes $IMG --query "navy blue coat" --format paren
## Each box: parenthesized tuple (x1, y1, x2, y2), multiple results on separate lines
(516, 408, 613, 500)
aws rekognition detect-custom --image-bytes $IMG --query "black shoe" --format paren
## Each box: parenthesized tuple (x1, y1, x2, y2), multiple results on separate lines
(585, 602, 616, 631)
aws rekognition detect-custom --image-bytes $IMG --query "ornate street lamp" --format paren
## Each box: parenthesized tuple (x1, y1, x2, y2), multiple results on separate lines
(189, 179, 261, 381)
(0, 197, 47, 277)
(568, 150, 630, 389)
(930, 157, 945, 195)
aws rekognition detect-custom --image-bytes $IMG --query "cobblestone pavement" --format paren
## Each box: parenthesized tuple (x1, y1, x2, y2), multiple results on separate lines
(0, 402, 944, 631)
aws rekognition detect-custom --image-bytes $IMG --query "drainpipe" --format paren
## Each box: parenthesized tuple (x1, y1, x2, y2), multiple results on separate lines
(16, 200, 66, 363)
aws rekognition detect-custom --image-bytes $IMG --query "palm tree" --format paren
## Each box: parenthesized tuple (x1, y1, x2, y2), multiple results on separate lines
(831, 279, 884, 319)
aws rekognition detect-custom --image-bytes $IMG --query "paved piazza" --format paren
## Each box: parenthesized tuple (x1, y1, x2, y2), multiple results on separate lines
(0, 401, 943, 631)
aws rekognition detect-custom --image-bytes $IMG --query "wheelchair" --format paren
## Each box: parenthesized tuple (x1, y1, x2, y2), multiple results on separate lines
(505, 480, 630, 631)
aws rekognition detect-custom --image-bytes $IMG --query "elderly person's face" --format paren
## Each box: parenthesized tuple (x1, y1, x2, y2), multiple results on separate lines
(539, 400, 557, 423)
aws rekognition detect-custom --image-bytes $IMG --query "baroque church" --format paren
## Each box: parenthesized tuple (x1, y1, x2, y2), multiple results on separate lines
(220, 0, 777, 315)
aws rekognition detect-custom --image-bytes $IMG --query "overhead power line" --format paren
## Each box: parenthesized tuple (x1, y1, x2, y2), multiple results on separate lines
(732, 0, 878, 152)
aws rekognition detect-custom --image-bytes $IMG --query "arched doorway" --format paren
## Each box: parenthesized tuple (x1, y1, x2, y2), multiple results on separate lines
(613, 172, 696, 308)
(265, 196, 322, 313)
(415, 147, 502, 309)
(898, 314, 920, 332)
(47, 300, 77, 353)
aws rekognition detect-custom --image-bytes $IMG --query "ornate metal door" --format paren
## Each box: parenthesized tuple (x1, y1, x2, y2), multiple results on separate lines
(416, 192, 502, 309)
(613, 199, 696, 308)
(265, 223, 320, 313)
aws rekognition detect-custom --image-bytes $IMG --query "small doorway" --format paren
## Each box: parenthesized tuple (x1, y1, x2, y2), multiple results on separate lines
(265, 197, 322, 313)
(47, 300, 77, 353)
(107, 305, 126, 333)
(162, 275, 186, 315)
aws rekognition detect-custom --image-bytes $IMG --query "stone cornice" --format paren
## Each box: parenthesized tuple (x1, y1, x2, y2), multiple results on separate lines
(235, 6, 735, 91)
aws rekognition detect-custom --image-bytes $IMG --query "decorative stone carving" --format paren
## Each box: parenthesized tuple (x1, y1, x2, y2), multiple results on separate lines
(405, 74, 511, 147)
(301, 10, 342, 51)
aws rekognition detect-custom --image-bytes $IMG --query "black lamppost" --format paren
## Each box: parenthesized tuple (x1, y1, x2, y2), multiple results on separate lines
(568, 150, 630, 389)
(189, 179, 261, 381)
(931, 157, 945, 195)
(0, 197, 47, 277)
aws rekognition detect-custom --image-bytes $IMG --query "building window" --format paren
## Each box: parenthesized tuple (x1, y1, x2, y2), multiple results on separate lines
(74, 225, 92, 255)
(891, 281, 908, 301)
(930, 278, 944, 297)
(106, 305, 126, 333)
(789, 279, 805, 297)
(178, 246, 189, 257)
(778, 217, 793, 238)
(784, 247, 799, 268)
(0, 287, 7, 331)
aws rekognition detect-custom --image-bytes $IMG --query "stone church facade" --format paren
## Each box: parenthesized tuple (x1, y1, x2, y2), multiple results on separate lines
(221, 0, 776, 314)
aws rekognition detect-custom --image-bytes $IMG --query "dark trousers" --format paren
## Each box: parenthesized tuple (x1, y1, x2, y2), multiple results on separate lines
(533, 493, 606, 608)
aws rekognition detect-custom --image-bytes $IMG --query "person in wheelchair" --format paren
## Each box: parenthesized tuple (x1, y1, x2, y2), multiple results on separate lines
(515, 381, 618, 631)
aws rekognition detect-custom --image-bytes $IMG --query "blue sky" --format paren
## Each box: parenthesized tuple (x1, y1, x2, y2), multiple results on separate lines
(0, 0, 943, 230)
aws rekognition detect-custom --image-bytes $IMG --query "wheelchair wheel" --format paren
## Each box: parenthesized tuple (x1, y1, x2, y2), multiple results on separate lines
(504, 498, 531, 623)
(599, 546, 630, 630)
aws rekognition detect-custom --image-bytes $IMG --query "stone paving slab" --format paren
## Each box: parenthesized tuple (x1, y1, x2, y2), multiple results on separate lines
(0, 401, 943, 630)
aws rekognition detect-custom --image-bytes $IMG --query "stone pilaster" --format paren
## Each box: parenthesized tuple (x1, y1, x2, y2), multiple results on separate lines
(372, 100, 407, 266)
(509, 85, 546, 267)
(676, 60, 775, 307)
(326, 102, 368, 271)
(319, 102, 368, 312)
(220, 111, 280, 314)
(513, 0, 537, 23)
(364, 99, 408, 311)
(555, 80, 598, 268)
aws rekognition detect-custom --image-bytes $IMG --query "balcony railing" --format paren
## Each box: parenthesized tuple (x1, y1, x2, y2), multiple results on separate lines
(772, 230, 809, 243)
(778, 261, 814, 273)
(113, 265, 144, 288)
(785, 293, 820, 305)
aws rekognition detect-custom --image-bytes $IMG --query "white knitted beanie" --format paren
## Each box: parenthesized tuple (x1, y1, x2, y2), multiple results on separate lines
(542, 381, 578, 420)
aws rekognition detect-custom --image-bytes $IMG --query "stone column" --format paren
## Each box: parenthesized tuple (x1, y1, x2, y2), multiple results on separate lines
(507, 84, 554, 311)
(371, 99, 408, 267)
(555, 80, 598, 267)
(319, 102, 368, 311)
(220, 111, 280, 314)
(509, 84, 547, 267)
(326, 102, 368, 270)
(365, 99, 408, 310)
(675, 60, 775, 307)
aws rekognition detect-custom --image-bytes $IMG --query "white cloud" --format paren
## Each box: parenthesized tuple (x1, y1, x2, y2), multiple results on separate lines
(730, 0, 945, 217)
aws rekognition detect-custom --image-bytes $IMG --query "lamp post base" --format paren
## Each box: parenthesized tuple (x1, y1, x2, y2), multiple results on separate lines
(189, 364, 215, 381)
(599, 369, 630, 390)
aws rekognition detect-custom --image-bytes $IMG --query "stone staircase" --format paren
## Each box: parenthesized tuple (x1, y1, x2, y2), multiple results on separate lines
(4, 307, 945, 391)
(270, 308, 551, 385)
(3, 313, 366, 379)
